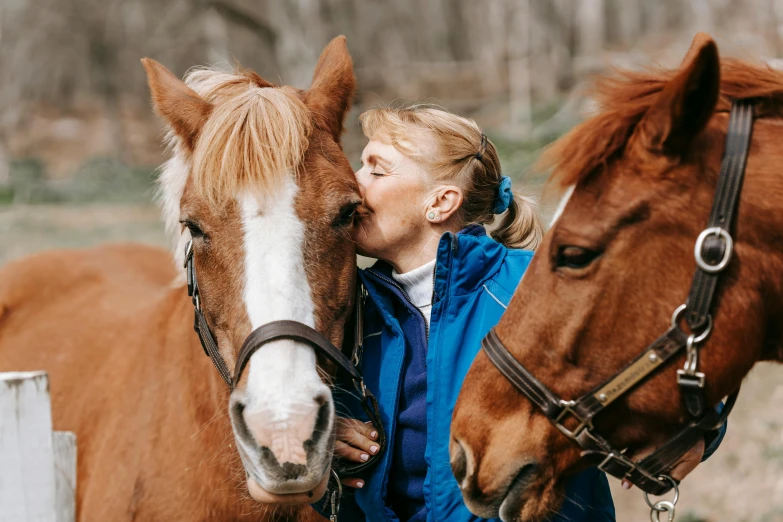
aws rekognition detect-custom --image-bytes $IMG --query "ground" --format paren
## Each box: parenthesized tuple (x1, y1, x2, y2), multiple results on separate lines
(1, 204, 781, 522)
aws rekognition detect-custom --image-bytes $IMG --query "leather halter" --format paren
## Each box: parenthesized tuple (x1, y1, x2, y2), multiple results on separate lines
(483, 100, 753, 495)
(183, 241, 385, 477)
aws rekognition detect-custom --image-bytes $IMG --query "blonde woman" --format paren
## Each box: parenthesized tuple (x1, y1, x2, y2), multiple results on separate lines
(325, 106, 724, 522)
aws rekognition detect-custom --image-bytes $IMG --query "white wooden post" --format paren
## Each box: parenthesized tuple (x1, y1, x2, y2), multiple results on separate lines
(0, 372, 76, 522)
(52, 432, 76, 522)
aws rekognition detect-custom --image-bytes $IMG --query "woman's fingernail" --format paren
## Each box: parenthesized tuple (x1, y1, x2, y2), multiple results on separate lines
(356, 481, 364, 488)
(370, 445, 379, 454)
(360, 453, 369, 461)
(370, 431, 378, 438)
(622, 480, 631, 490)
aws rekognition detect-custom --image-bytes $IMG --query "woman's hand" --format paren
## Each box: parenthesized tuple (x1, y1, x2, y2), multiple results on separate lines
(334, 417, 380, 488)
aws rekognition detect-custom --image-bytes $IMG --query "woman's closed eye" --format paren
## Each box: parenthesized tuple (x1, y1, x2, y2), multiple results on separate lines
(370, 171, 385, 177)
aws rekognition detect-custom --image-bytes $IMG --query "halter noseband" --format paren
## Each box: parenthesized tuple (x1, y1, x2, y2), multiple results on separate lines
(183, 241, 385, 482)
(483, 99, 753, 495)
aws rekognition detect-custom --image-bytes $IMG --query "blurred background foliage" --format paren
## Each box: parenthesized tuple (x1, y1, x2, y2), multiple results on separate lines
(4, 0, 783, 206)
(2, 2, 783, 519)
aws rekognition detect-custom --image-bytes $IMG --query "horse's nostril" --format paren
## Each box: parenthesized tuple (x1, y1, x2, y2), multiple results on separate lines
(450, 438, 468, 485)
(510, 462, 539, 493)
(230, 400, 253, 442)
(308, 399, 332, 446)
(313, 390, 330, 408)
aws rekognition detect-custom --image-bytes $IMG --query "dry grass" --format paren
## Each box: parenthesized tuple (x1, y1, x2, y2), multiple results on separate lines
(0, 204, 166, 265)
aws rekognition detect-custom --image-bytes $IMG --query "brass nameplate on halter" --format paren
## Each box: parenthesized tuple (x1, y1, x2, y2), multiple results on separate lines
(593, 350, 664, 405)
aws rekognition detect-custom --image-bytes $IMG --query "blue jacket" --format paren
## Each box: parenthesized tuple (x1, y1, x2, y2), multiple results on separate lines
(327, 225, 724, 522)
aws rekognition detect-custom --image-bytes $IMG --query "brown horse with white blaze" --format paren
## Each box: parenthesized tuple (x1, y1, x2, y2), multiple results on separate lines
(450, 34, 783, 521)
(0, 36, 360, 520)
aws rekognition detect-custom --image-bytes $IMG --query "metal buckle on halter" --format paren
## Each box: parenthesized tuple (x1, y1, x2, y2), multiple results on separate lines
(183, 239, 193, 268)
(328, 469, 343, 522)
(694, 227, 733, 273)
(671, 309, 710, 389)
(555, 400, 592, 439)
(597, 452, 636, 478)
(596, 451, 675, 495)
(351, 285, 367, 369)
(677, 335, 706, 388)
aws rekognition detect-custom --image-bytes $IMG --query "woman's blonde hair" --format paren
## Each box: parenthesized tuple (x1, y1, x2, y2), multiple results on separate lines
(359, 105, 543, 250)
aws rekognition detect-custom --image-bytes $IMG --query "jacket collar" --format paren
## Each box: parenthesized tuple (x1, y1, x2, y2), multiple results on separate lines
(361, 225, 508, 302)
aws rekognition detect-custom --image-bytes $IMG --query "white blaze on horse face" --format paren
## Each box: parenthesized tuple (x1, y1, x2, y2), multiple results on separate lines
(550, 184, 575, 227)
(237, 179, 332, 472)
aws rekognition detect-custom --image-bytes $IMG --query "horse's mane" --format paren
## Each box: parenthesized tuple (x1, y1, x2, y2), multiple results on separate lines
(540, 59, 783, 189)
(156, 66, 312, 268)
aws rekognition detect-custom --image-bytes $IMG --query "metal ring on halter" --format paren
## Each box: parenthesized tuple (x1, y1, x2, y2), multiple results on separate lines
(694, 227, 733, 273)
(650, 500, 676, 522)
(644, 475, 679, 510)
(670, 304, 712, 343)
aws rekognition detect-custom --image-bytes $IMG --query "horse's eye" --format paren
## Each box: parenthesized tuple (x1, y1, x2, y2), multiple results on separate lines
(555, 246, 600, 270)
(334, 203, 359, 227)
(181, 220, 205, 239)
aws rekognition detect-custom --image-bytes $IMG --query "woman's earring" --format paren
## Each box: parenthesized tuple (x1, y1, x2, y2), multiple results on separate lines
(428, 212, 436, 220)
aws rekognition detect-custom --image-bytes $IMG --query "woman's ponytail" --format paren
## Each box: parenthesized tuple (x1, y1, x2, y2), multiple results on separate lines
(490, 191, 543, 250)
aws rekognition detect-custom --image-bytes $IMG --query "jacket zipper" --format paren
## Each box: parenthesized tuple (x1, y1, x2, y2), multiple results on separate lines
(367, 269, 431, 340)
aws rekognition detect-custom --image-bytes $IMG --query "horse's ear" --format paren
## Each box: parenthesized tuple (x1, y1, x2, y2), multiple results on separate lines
(304, 36, 356, 143)
(141, 58, 213, 151)
(635, 35, 720, 156)
(680, 32, 715, 67)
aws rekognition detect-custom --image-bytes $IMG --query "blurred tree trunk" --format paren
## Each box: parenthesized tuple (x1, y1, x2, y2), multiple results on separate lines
(610, 0, 644, 47)
(577, 0, 605, 56)
(507, 0, 532, 137)
(690, 0, 715, 33)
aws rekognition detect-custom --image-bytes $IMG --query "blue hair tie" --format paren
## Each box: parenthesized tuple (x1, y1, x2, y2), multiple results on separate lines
(492, 176, 513, 214)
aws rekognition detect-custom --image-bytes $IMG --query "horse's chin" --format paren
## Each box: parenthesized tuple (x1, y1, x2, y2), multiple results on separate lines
(464, 469, 561, 522)
(235, 436, 333, 503)
(246, 471, 330, 505)
(500, 477, 561, 522)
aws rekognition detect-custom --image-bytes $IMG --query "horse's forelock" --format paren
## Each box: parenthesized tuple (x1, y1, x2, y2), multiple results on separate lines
(156, 67, 313, 270)
(191, 84, 312, 205)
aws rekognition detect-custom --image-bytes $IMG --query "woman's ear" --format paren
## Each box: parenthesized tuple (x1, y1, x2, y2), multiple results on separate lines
(426, 186, 463, 223)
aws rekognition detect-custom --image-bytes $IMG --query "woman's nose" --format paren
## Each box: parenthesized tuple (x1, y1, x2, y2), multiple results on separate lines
(354, 170, 367, 196)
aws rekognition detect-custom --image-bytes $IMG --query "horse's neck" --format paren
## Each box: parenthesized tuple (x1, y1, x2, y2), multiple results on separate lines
(740, 123, 783, 360)
(159, 286, 229, 408)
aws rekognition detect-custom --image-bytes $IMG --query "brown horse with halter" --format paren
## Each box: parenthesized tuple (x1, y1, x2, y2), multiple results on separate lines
(450, 33, 783, 521)
(0, 37, 379, 521)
